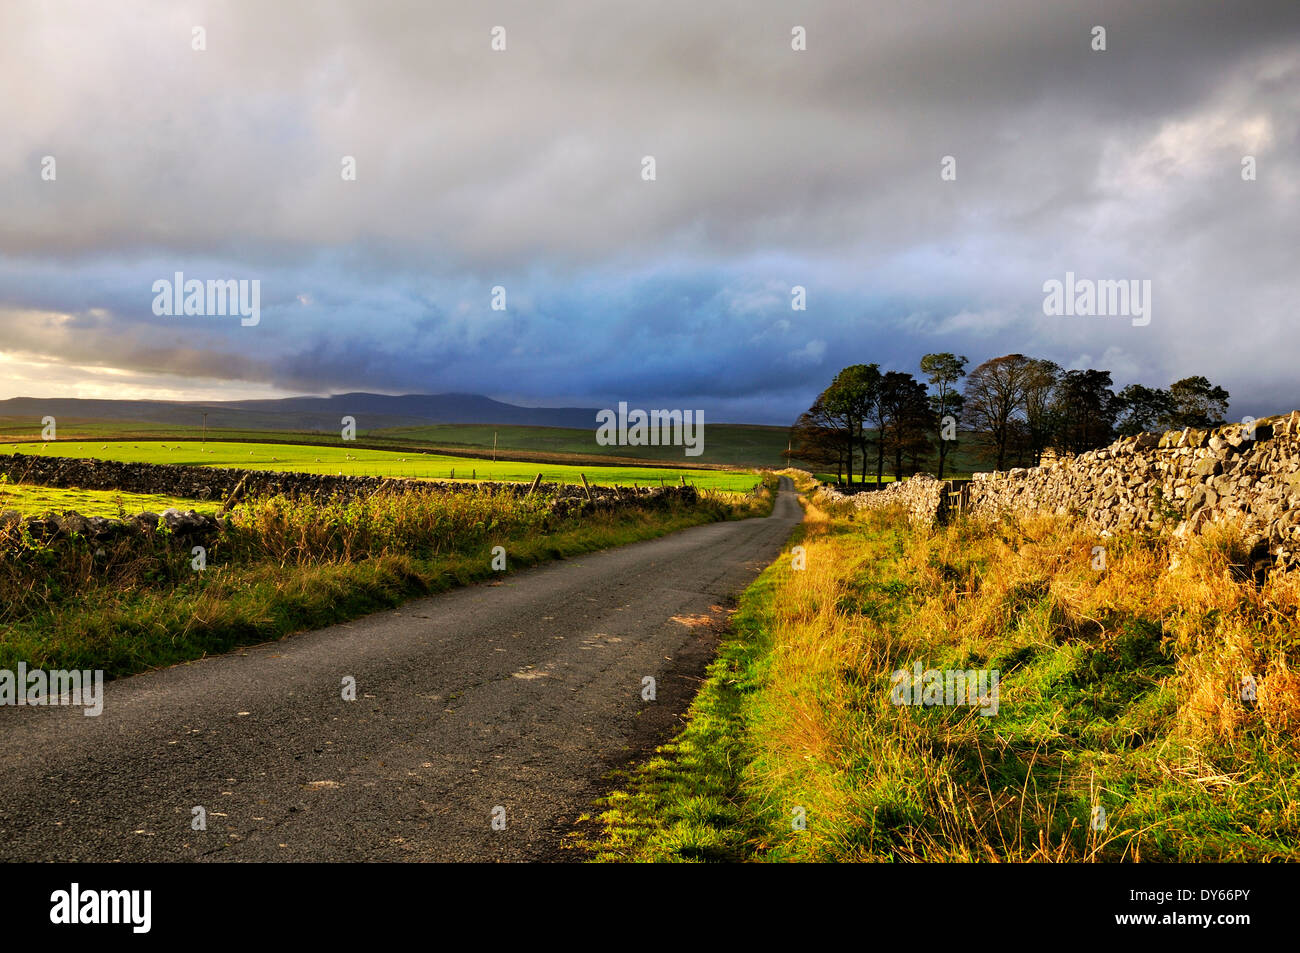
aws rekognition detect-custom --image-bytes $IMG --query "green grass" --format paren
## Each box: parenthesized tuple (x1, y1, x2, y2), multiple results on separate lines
(574, 569, 780, 862)
(576, 491, 1300, 862)
(0, 418, 796, 468)
(4, 440, 760, 492)
(0, 481, 208, 518)
(0, 418, 354, 449)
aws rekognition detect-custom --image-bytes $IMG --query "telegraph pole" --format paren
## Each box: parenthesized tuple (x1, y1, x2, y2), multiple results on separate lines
(202, 412, 208, 444)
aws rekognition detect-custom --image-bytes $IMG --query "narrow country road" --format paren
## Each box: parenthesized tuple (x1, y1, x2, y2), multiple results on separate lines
(0, 478, 802, 862)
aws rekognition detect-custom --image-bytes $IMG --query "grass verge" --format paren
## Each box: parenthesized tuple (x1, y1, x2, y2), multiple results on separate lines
(575, 485, 1300, 862)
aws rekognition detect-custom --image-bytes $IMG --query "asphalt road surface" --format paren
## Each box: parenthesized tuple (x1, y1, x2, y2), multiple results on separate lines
(0, 477, 802, 861)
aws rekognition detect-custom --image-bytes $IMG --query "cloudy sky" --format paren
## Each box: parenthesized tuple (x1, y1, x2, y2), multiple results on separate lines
(1, 0, 1298, 423)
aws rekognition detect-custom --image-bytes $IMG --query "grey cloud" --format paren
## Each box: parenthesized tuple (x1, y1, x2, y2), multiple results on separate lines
(0, 1, 1297, 420)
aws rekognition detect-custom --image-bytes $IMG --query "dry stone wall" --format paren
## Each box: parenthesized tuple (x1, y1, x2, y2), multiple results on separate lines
(0, 506, 223, 547)
(966, 412, 1300, 569)
(845, 411, 1300, 574)
(816, 474, 950, 525)
(0, 452, 702, 555)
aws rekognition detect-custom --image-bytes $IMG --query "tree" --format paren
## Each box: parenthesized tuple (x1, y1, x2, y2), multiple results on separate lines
(845, 365, 885, 483)
(1052, 369, 1118, 453)
(819, 364, 882, 484)
(1114, 384, 1173, 436)
(1022, 359, 1062, 464)
(963, 354, 1034, 471)
(1004, 417, 1034, 467)
(884, 375, 935, 478)
(1166, 376, 1230, 429)
(788, 398, 846, 479)
(808, 388, 856, 484)
(871, 371, 921, 485)
(920, 353, 967, 479)
(802, 359, 1232, 480)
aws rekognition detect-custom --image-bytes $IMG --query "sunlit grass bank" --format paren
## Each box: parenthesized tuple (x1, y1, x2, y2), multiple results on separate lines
(579, 478, 1299, 862)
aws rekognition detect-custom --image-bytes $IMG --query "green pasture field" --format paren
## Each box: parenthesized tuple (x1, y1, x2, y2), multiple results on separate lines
(0, 418, 795, 469)
(0, 481, 207, 518)
(2, 441, 762, 492)
(371, 422, 793, 468)
(0, 417, 999, 476)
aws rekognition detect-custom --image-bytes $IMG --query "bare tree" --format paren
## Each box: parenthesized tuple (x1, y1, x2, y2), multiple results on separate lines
(963, 354, 1034, 471)
(1022, 358, 1061, 464)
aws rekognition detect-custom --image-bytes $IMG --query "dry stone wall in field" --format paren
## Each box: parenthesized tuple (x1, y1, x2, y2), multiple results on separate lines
(0, 451, 704, 554)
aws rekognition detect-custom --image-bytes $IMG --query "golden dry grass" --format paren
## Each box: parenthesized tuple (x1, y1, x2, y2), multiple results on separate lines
(583, 488, 1300, 862)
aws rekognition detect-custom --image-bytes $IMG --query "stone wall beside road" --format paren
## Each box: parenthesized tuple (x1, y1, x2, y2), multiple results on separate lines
(827, 411, 1300, 574)
(815, 474, 950, 525)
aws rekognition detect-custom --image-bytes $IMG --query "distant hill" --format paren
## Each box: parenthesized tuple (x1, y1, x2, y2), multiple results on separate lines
(0, 393, 603, 432)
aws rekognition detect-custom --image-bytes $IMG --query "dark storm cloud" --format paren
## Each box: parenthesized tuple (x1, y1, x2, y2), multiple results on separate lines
(0, 0, 1298, 420)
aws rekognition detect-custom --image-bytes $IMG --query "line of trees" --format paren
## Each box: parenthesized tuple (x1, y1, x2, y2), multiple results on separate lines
(791, 353, 1231, 483)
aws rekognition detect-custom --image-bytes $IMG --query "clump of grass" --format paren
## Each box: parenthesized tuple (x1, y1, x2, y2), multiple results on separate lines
(224, 485, 553, 564)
